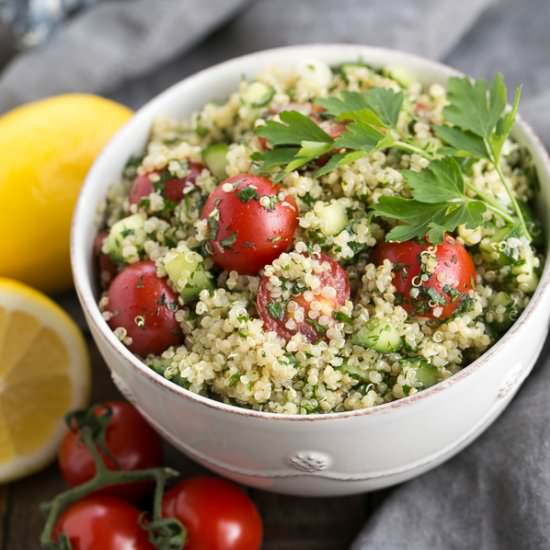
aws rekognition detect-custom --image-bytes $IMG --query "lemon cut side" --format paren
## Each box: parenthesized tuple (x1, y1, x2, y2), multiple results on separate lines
(0, 279, 90, 483)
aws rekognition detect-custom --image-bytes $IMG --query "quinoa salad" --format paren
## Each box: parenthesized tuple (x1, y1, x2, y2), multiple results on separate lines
(95, 60, 543, 415)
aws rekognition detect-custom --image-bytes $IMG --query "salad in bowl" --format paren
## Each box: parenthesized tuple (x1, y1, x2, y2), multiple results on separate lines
(94, 59, 543, 416)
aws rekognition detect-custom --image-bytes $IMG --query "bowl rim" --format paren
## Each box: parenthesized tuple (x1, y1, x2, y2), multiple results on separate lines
(71, 43, 550, 423)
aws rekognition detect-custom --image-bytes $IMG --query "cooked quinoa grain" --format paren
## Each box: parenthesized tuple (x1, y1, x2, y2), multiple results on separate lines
(97, 61, 543, 414)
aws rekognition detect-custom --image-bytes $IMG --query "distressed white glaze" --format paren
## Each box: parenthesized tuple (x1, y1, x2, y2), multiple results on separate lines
(71, 45, 550, 496)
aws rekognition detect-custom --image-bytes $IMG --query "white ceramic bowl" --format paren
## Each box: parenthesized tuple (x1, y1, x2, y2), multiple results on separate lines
(71, 44, 550, 497)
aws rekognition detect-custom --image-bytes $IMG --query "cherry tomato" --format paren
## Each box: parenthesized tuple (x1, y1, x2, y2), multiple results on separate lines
(318, 119, 347, 139)
(53, 495, 153, 550)
(129, 162, 204, 205)
(373, 236, 477, 320)
(201, 174, 298, 274)
(270, 103, 346, 139)
(257, 253, 350, 341)
(162, 476, 263, 550)
(93, 231, 118, 289)
(107, 261, 183, 355)
(58, 401, 163, 501)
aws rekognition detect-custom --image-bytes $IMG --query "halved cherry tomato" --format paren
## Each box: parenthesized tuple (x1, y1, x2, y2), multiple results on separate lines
(53, 495, 153, 550)
(201, 174, 298, 275)
(58, 401, 162, 501)
(318, 119, 347, 139)
(257, 253, 350, 341)
(129, 162, 204, 205)
(373, 236, 476, 320)
(93, 231, 118, 289)
(270, 102, 347, 139)
(162, 476, 263, 550)
(107, 261, 183, 355)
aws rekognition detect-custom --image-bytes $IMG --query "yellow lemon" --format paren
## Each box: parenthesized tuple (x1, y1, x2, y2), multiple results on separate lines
(0, 94, 132, 293)
(0, 278, 90, 483)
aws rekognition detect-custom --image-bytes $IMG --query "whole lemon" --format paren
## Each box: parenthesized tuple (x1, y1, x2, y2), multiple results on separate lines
(0, 94, 132, 293)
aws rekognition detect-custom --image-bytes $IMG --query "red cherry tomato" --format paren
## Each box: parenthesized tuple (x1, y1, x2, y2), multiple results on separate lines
(129, 162, 204, 205)
(318, 119, 347, 139)
(162, 476, 263, 550)
(257, 253, 350, 341)
(373, 236, 477, 320)
(58, 401, 163, 501)
(128, 174, 153, 205)
(201, 174, 298, 275)
(53, 495, 153, 550)
(107, 261, 183, 355)
(93, 231, 118, 289)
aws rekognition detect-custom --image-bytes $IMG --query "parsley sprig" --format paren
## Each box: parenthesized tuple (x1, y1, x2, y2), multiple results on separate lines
(253, 111, 333, 176)
(371, 157, 487, 243)
(253, 72, 529, 243)
(434, 73, 529, 240)
(254, 87, 433, 178)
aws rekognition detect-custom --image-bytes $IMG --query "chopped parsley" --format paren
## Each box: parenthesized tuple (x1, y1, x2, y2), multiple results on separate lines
(207, 215, 219, 240)
(220, 232, 238, 249)
(123, 155, 143, 180)
(229, 373, 241, 386)
(307, 318, 327, 337)
(267, 301, 285, 321)
(334, 312, 353, 325)
(238, 187, 258, 202)
(426, 287, 447, 306)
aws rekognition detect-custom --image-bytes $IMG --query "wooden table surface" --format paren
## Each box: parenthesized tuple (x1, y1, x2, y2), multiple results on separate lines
(0, 319, 389, 549)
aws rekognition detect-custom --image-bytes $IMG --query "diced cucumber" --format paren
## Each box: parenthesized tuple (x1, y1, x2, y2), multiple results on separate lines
(203, 144, 228, 180)
(342, 363, 369, 382)
(512, 245, 539, 292)
(318, 200, 348, 236)
(488, 291, 516, 332)
(104, 213, 145, 263)
(339, 63, 369, 81)
(401, 357, 439, 389)
(352, 318, 402, 353)
(492, 291, 513, 308)
(298, 60, 333, 88)
(382, 66, 415, 88)
(242, 81, 275, 108)
(164, 246, 213, 303)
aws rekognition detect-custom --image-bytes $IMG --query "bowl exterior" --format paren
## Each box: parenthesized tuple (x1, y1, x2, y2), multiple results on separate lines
(85, 302, 547, 496)
(72, 45, 550, 496)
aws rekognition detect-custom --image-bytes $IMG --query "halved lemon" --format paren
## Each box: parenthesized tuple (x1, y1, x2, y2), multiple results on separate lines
(0, 279, 90, 483)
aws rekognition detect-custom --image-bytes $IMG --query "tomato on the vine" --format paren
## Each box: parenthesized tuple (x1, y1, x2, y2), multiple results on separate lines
(58, 401, 163, 501)
(374, 235, 477, 320)
(53, 495, 153, 550)
(162, 476, 263, 550)
(201, 174, 298, 275)
(107, 261, 183, 356)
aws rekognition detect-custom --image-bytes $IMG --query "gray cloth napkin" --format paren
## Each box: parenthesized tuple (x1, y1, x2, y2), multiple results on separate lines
(2, 1, 549, 548)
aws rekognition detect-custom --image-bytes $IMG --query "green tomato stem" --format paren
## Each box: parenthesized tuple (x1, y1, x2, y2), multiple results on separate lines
(40, 423, 182, 550)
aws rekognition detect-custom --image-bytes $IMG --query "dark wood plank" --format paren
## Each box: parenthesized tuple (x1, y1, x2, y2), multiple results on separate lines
(0, 485, 9, 548)
(256, 492, 367, 550)
(2, 335, 371, 549)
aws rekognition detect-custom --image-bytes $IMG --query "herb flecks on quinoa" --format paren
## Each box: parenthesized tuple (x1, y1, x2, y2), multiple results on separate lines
(97, 60, 543, 414)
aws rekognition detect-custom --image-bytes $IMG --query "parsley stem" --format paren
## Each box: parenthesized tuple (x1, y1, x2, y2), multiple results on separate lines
(392, 141, 433, 160)
(463, 182, 516, 225)
(484, 138, 531, 241)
